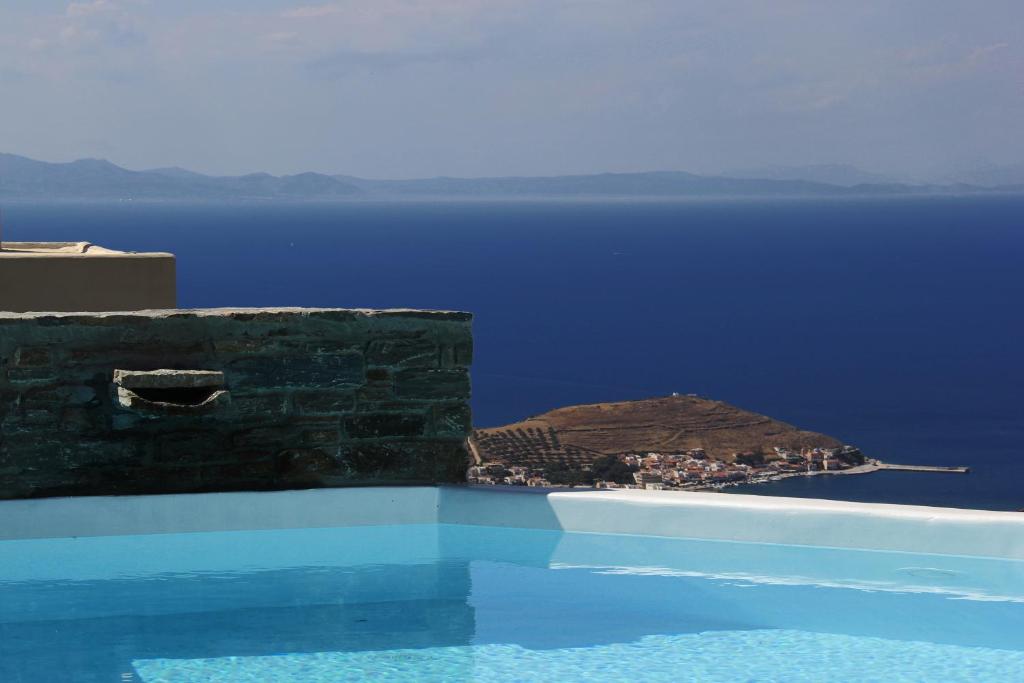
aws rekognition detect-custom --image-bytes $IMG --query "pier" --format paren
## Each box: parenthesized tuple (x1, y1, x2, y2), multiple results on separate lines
(829, 461, 971, 477)
(878, 463, 970, 474)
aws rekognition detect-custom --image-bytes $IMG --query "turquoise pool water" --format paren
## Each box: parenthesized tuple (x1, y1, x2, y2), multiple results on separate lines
(1, 524, 1022, 682)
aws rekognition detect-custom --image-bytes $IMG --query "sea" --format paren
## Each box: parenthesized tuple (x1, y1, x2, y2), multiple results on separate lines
(5, 197, 1023, 511)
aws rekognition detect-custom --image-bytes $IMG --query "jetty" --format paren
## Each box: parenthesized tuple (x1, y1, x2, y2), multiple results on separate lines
(829, 461, 970, 477)
(878, 463, 970, 474)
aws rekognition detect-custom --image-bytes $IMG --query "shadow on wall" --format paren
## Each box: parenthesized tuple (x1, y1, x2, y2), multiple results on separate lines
(438, 484, 577, 532)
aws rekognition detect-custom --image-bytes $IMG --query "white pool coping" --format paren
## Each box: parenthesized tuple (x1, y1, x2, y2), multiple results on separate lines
(1, 486, 1022, 560)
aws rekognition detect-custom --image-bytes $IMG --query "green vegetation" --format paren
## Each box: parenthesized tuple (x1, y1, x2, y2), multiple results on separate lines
(838, 448, 867, 466)
(543, 455, 637, 486)
(543, 462, 594, 486)
(735, 451, 766, 467)
(591, 455, 638, 484)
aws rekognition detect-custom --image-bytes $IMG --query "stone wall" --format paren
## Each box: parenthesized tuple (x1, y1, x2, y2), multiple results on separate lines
(0, 308, 472, 499)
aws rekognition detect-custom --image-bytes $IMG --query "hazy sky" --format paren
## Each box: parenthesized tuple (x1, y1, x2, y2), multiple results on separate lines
(1, 1, 1021, 179)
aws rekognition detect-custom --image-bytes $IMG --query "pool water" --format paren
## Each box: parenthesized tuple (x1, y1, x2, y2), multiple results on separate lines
(1, 524, 1022, 682)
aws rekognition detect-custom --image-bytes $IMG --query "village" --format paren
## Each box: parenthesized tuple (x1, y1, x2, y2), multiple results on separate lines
(467, 445, 869, 490)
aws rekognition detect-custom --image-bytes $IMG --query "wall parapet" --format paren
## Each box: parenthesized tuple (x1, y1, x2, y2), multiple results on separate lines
(0, 307, 472, 499)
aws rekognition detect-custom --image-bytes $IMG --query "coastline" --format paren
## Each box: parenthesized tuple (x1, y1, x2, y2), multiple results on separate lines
(695, 460, 969, 492)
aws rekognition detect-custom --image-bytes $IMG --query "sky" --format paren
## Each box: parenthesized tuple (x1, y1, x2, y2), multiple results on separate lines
(0, 1, 1021, 180)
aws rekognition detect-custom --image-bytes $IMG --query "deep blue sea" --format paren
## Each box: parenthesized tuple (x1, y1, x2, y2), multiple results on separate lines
(6, 197, 1023, 511)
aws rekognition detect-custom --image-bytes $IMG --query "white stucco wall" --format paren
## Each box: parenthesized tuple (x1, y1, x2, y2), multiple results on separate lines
(1, 485, 1022, 559)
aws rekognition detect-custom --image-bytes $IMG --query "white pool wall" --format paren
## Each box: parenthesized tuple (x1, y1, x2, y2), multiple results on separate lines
(1, 486, 1022, 560)
(0, 487, 439, 541)
(440, 487, 1024, 560)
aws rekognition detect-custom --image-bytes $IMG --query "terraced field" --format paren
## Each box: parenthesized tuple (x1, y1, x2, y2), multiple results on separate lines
(471, 395, 842, 467)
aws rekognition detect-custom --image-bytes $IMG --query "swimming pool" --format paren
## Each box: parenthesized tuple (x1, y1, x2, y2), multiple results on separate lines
(2, 488, 1022, 682)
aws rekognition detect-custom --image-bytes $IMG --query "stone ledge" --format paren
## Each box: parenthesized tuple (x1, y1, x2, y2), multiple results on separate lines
(114, 369, 226, 389)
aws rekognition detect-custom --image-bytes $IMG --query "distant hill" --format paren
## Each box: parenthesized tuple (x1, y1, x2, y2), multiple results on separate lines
(471, 395, 844, 468)
(952, 163, 1024, 187)
(1, 152, 1021, 199)
(335, 171, 873, 197)
(0, 153, 362, 199)
(722, 164, 900, 187)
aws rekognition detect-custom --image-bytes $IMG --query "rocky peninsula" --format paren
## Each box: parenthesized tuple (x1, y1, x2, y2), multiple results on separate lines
(469, 395, 869, 490)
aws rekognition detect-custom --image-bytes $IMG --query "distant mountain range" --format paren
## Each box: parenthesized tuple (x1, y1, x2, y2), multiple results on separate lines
(0, 154, 362, 199)
(1, 153, 1021, 200)
(333, 170, 920, 197)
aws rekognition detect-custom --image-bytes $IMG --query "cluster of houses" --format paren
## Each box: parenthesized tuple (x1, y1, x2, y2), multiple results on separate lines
(467, 445, 865, 490)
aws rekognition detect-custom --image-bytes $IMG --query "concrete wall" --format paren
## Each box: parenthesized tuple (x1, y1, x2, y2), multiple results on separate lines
(0, 243, 176, 312)
(0, 308, 472, 499)
(440, 487, 1024, 560)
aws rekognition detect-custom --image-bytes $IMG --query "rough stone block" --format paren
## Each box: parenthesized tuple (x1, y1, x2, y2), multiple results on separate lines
(365, 367, 391, 382)
(232, 393, 289, 418)
(395, 369, 471, 400)
(226, 352, 364, 388)
(14, 347, 52, 367)
(156, 433, 232, 466)
(5, 367, 58, 385)
(337, 440, 470, 483)
(231, 427, 289, 450)
(276, 447, 341, 483)
(344, 413, 427, 439)
(433, 404, 473, 437)
(292, 391, 355, 415)
(302, 428, 341, 446)
(366, 338, 436, 367)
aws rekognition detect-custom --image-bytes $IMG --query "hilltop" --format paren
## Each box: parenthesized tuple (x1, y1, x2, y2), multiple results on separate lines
(471, 395, 843, 469)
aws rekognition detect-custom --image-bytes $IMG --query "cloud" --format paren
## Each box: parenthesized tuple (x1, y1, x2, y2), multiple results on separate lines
(0, 1, 1021, 178)
(9, 0, 151, 84)
(270, 1, 510, 73)
(307, 44, 491, 77)
(67, 0, 118, 17)
(967, 42, 1010, 66)
(282, 4, 343, 19)
(893, 42, 1015, 87)
(282, 1, 507, 21)
(267, 31, 300, 44)
(53, 18, 145, 53)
